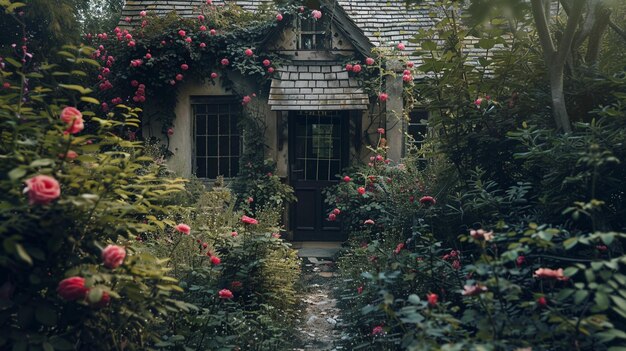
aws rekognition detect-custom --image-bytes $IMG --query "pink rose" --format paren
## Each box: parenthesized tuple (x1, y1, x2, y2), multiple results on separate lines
(352, 64, 362, 73)
(175, 223, 191, 235)
(311, 10, 322, 19)
(221, 58, 229, 66)
(332, 208, 341, 215)
(365, 57, 375, 65)
(328, 213, 337, 221)
(276, 13, 283, 21)
(345, 63, 353, 72)
(231, 231, 238, 237)
(397, 42, 405, 50)
(58, 150, 78, 160)
(364, 219, 375, 225)
(357, 187, 365, 195)
(181, 64, 189, 70)
(241, 215, 258, 225)
(537, 296, 548, 307)
(469, 229, 494, 241)
(210, 255, 221, 265)
(343, 176, 351, 182)
(357, 286, 363, 294)
(167, 127, 174, 136)
(377, 128, 385, 134)
(407, 61, 414, 68)
(394, 243, 404, 254)
(462, 284, 488, 296)
(263, 59, 271, 67)
(57, 277, 88, 301)
(200, 42, 206, 48)
(198, 14, 205, 21)
(378, 93, 388, 102)
(245, 48, 253, 57)
(60, 107, 84, 134)
(268, 67, 275, 73)
(139, 10, 147, 17)
(534, 268, 568, 281)
(218, 289, 233, 299)
(24, 175, 61, 205)
(178, 29, 186, 37)
(210, 29, 217, 36)
(211, 72, 218, 79)
(372, 325, 384, 335)
(102, 245, 126, 269)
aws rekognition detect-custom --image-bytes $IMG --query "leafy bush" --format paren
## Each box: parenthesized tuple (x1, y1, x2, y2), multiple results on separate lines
(0, 45, 194, 350)
(145, 185, 301, 350)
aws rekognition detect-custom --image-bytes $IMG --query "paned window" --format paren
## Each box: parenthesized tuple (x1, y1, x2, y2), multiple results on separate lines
(192, 97, 241, 179)
(298, 15, 331, 50)
(407, 110, 429, 150)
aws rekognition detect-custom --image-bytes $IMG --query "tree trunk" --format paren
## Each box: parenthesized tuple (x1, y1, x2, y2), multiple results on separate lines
(549, 66, 572, 132)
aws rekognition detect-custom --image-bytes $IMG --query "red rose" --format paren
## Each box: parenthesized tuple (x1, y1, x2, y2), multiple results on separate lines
(241, 215, 258, 225)
(352, 64, 362, 73)
(357, 286, 363, 294)
(357, 187, 365, 195)
(378, 93, 388, 102)
(24, 175, 61, 205)
(419, 195, 436, 206)
(210, 255, 221, 265)
(102, 245, 126, 269)
(345, 63, 353, 72)
(245, 48, 253, 57)
(372, 325, 384, 335)
(263, 59, 271, 67)
(364, 219, 375, 225)
(218, 289, 233, 299)
(57, 277, 88, 301)
(343, 176, 351, 182)
(332, 208, 341, 215)
(365, 57, 374, 65)
(181, 63, 189, 70)
(537, 296, 548, 308)
(221, 58, 229, 66)
(328, 213, 336, 221)
(175, 223, 191, 235)
(276, 13, 283, 21)
(427, 293, 438, 307)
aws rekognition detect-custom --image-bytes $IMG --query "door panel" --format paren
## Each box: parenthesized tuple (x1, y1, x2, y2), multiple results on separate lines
(289, 111, 348, 241)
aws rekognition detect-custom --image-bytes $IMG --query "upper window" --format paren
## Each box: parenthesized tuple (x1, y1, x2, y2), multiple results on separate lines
(407, 110, 429, 152)
(297, 15, 331, 50)
(192, 97, 241, 179)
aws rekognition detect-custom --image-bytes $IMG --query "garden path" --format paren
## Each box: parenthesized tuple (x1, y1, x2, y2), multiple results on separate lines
(292, 250, 345, 351)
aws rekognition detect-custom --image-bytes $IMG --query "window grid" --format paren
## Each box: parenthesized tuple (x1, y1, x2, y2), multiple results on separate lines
(298, 17, 330, 50)
(407, 110, 429, 150)
(295, 111, 342, 181)
(193, 99, 241, 179)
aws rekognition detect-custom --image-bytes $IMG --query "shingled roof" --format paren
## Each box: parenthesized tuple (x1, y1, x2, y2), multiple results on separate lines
(268, 61, 369, 111)
(120, 0, 435, 59)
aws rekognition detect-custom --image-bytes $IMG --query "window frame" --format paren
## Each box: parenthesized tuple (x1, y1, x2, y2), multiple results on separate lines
(191, 96, 242, 180)
(296, 15, 331, 50)
(405, 109, 429, 156)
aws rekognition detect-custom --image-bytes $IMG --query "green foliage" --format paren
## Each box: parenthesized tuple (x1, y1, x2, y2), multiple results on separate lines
(231, 110, 295, 213)
(0, 45, 194, 350)
(145, 186, 301, 350)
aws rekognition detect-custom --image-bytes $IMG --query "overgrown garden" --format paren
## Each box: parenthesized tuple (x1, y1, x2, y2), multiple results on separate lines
(1, 0, 625, 350)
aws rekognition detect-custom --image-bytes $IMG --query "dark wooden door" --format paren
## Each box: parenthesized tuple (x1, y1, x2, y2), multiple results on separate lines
(289, 111, 349, 241)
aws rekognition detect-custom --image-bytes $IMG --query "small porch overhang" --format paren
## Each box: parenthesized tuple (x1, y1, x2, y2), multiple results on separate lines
(268, 62, 369, 111)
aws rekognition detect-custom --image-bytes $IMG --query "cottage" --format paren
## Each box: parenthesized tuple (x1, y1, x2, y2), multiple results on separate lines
(121, 0, 436, 240)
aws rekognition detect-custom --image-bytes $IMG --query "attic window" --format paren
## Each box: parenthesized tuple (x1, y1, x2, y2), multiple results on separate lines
(297, 15, 331, 50)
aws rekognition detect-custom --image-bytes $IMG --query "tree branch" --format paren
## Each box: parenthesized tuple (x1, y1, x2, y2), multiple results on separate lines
(531, 0, 557, 62)
(556, 0, 585, 64)
(609, 20, 626, 42)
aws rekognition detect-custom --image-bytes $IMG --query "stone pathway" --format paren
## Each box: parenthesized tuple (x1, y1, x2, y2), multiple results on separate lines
(292, 257, 345, 351)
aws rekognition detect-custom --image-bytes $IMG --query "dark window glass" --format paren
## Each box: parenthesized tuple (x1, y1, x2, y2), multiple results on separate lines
(298, 16, 330, 50)
(407, 110, 429, 151)
(193, 98, 241, 179)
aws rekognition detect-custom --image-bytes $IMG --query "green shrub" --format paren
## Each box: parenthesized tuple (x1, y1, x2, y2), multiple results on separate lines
(0, 45, 194, 350)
